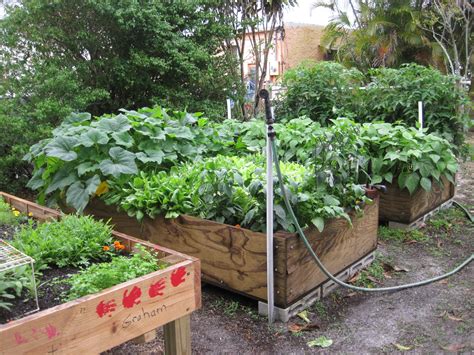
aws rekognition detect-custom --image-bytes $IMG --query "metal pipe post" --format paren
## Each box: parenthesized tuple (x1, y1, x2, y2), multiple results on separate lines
(259, 89, 275, 324)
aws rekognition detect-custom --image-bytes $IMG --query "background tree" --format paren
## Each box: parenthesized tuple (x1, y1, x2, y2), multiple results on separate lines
(0, 0, 237, 193)
(315, 0, 433, 69)
(418, 0, 473, 81)
(219, 0, 296, 119)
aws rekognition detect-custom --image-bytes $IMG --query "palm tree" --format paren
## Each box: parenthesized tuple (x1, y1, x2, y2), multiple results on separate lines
(315, 0, 432, 69)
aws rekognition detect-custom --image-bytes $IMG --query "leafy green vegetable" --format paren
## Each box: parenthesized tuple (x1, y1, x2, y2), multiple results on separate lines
(25, 106, 235, 211)
(361, 122, 458, 193)
(104, 154, 368, 233)
(12, 215, 113, 271)
(65, 245, 166, 301)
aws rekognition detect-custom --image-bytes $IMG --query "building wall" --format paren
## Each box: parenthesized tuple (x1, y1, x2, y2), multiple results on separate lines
(282, 24, 326, 71)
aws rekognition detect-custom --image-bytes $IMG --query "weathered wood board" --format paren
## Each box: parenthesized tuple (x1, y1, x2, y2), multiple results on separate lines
(379, 177, 455, 224)
(84, 196, 379, 308)
(0, 192, 201, 354)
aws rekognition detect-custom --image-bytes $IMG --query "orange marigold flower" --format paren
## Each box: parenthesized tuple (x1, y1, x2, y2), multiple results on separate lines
(103, 246, 110, 251)
(117, 244, 126, 250)
(113, 241, 121, 246)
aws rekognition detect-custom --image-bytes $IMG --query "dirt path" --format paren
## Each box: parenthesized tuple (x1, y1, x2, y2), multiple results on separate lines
(110, 136, 473, 354)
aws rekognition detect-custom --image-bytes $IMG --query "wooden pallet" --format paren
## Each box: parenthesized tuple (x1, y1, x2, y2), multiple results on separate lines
(81, 195, 379, 308)
(0, 192, 201, 355)
(258, 251, 376, 322)
(379, 177, 455, 226)
(387, 198, 454, 230)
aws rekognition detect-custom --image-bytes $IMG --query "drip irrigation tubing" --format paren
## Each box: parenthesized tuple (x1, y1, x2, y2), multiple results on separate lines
(270, 139, 473, 293)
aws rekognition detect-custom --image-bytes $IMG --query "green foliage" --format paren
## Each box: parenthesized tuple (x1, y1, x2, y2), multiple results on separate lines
(378, 226, 428, 243)
(104, 154, 367, 233)
(0, 0, 235, 119)
(25, 107, 234, 212)
(275, 63, 469, 151)
(0, 114, 51, 194)
(0, 266, 32, 311)
(358, 64, 470, 149)
(0, 197, 20, 226)
(12, 215, 113, 272)
(275, 61, 364, 124)
(0, 1, 238, 194)
(361, 122, 458, 194)
(65, 245, 166, 301)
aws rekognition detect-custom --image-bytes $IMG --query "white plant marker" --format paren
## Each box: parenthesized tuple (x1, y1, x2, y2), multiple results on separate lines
(418, 101, 424, 131)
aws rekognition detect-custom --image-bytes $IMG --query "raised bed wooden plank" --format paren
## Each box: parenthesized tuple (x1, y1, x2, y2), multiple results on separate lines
(0, 192, 201, 354)
(82, 197, 379, 308)
(379, 177, 454, 224)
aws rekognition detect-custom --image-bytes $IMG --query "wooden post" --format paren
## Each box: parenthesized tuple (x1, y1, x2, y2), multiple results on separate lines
(163, 315, 191, 355)
(132, 329, 157, 344)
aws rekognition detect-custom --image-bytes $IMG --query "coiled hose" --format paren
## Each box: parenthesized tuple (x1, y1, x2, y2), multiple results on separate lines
(271, 139, 473, 292)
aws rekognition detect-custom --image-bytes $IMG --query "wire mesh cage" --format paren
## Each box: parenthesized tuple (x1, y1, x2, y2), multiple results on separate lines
(0, 239, 39, 314)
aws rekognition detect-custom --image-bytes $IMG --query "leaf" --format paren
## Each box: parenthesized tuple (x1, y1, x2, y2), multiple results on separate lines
(371, 174, 383, 184)
(85, 175, 101, 195)
(45, 136, 78, 161)
(297, 310, 310, 323)
(307, 336, 333, 348)
(26, 168, 45, 190)
(136, 149, 165, 164)
(311, 217, 324, 232)
(64, 112, 91, 124)
(66, 181, 90, 212)
(274, 205, 287, 220)
(96, 114, 131, 133)
(323, 195, 340, 206)
(440, 344, 465, 352)
(99, 147, 137, 176)
(393, 343, 412, 351)
(77, 162, 99, 176)
(420, 177, 432, 192)
(80, 128, 109, 147)
(45, 168, 78, 194)
(384, 172, 393, 183)
(112, 131, 134, 148)
(405, 172, 420, 195)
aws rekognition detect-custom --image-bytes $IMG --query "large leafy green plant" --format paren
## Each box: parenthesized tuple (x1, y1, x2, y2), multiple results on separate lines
(274, 61, 365, 125)
(103, 154, 368, 233)
(25, 107, 234, 212)
(361, 122, 458, 194)
(358, 64, 470, 151)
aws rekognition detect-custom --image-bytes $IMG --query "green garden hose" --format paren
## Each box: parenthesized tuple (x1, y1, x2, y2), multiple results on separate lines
(271, 139, 473, 293)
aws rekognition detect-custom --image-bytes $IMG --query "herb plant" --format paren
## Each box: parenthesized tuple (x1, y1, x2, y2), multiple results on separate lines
(65, 245, 166, 301)
(12, 215, 113, 271)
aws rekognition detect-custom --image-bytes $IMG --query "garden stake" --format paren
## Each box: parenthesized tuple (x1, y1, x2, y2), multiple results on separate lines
(259, 89, 275, 325)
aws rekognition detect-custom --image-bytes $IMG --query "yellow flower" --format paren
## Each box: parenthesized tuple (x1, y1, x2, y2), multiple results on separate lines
(95, 181, 109, 196)
(28, 212, 33, 217)
(13, 211, 20, 217)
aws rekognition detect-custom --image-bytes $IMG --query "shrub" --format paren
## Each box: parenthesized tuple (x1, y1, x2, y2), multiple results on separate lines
(274, 61, 365, 124)
(358, 64, 470, 150)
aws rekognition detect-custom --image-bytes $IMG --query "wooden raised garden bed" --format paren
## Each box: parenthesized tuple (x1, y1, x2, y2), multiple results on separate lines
(379, 177, 455, 225)
(0, 192, 201, 354)
(81, 196, 379, 309)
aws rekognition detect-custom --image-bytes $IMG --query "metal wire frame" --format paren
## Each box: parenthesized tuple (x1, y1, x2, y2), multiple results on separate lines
(0, 239, 40, 314)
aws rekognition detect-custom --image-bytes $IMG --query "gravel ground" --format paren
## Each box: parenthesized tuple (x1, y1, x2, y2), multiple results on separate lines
(108, 133, 473, 354)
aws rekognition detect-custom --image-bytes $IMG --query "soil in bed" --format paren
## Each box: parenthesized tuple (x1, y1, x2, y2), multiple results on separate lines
(0, 223, 81, 324)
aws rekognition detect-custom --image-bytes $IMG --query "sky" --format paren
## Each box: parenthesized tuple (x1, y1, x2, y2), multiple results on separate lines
(284, 0, 335, 26)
